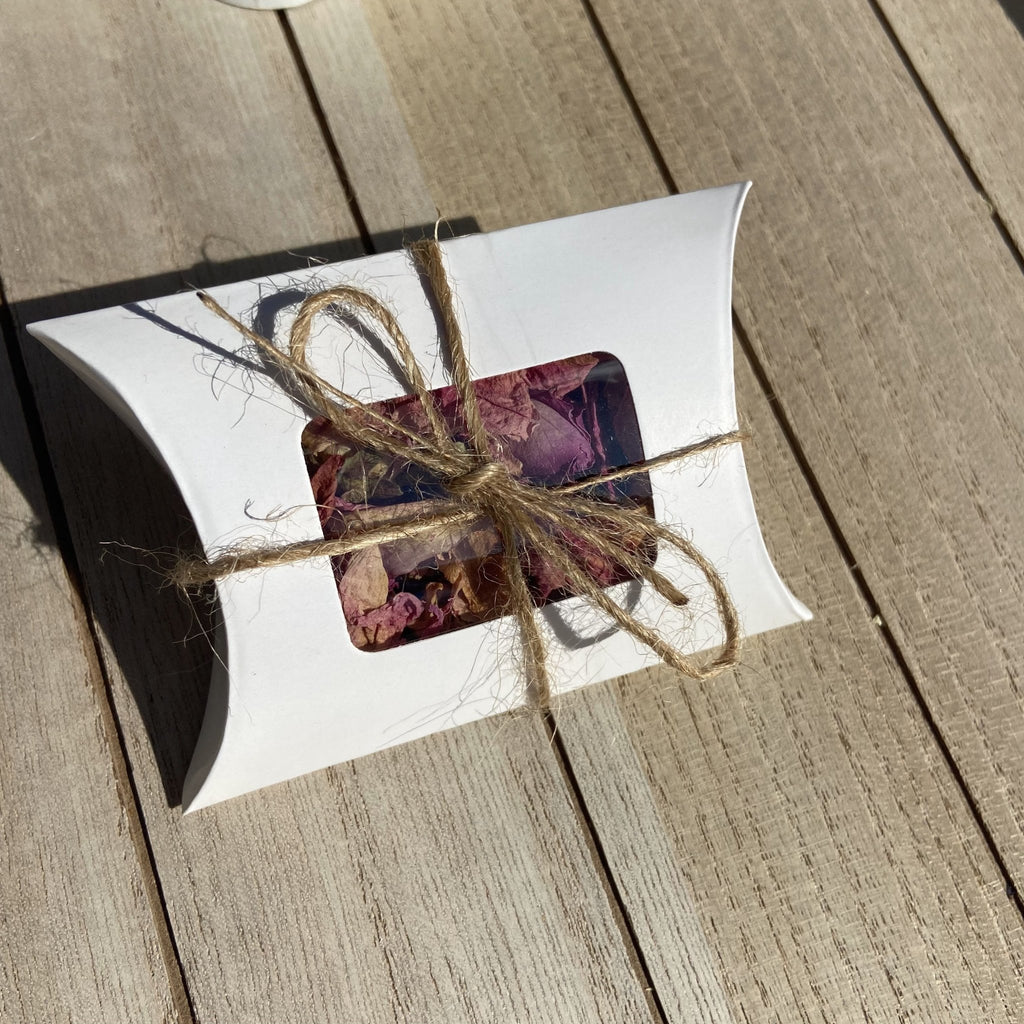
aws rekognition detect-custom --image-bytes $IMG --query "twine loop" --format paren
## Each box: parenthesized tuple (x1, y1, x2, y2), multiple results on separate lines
(181, 239, 744, 708)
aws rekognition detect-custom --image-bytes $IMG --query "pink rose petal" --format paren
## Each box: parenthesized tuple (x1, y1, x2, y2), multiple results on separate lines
(509, 395, 595, 481)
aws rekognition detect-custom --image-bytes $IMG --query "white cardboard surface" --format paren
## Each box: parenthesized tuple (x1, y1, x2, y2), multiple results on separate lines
(29, 184, 810, 810)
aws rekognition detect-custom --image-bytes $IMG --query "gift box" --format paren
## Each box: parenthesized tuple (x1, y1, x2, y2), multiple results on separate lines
(29, 183, 810, 810)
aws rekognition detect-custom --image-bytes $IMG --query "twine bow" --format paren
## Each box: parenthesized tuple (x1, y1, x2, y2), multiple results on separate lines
(176, 239, 743, 708)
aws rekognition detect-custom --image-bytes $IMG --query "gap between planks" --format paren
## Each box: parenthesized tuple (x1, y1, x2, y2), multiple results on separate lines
(276, 10, 376, 252)
(858, 0, 1024, 277)
(543, 712, 669, 1024)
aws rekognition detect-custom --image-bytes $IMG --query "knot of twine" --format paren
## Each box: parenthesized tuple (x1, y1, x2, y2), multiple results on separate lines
(445, 461, 509, 499)
(178, 239, 743, 709)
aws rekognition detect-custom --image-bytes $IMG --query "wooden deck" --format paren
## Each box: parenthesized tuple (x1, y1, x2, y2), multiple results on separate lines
(2, 0, 1024, 1020)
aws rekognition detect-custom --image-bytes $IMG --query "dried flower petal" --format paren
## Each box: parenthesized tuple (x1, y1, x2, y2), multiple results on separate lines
(339, 546, 390, 619)
(305, 352, 653, 651)
(347, 592, 424, 650)
(310, 454, 345, 527)
(524, 354, 599, 398)
(510, 394, 595, 482)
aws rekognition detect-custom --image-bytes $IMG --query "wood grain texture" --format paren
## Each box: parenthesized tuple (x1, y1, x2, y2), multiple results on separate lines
(291, 0, 1024, 1017)
(0, 2, 666, 1020)
(291, 0, 667, 233)
(0, 335, 186, 1023)
(4, 0, 1023, 1017)
(559, 352, 1024, 1020)
(282, 0, 436, 239)
(877, 0, 1024, 254)
(0, 0, 356, 302)
(586, 0, 1024, 890)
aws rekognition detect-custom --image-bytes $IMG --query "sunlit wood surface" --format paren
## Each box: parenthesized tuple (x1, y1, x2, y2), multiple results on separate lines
(2, 0, 1023, 1020)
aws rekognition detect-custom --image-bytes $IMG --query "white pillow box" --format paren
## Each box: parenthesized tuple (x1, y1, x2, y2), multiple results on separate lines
(29, 183, 811, 811)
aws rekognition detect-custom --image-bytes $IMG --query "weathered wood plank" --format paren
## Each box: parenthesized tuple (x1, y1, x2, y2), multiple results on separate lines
(586, 0, 1024, 888)
(289, 0, 1024, 1016)
(0, 0, 355, 300)
(559, 349, 1024, 1020)
(0, 1, 665, 1020)
(876, 0, 1024, 254)
(290, 0, 666, 234)
(0, 334, 186, 1023)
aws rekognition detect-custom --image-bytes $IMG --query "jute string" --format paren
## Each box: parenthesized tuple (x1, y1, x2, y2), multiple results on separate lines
(175, 239, 744, 708)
